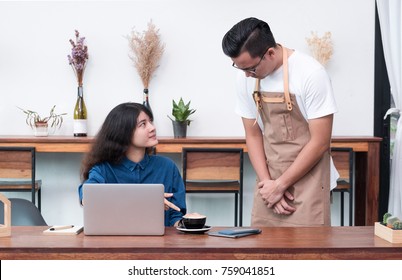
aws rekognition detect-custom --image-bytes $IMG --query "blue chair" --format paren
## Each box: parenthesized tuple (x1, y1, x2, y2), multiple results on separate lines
(0, 198, 47, 226)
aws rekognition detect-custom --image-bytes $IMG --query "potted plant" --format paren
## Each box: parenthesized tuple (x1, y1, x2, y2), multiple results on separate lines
(18, 105, 67, 136)
(374, 212, 402, 243)
(167, 98, 196, 138)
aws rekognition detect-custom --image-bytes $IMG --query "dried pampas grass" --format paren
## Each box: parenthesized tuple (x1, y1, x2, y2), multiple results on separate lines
(306, 31, 333, 66)
(127, 20, 165, 89)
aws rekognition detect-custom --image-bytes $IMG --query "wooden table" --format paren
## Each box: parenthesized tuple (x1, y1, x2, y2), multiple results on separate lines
(0, 226, 400, 260)
(0, 136, 382, 226)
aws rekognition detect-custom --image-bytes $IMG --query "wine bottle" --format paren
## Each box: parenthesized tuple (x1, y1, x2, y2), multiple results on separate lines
(73, 86, 88, 137)
(143, 88, 152, 113)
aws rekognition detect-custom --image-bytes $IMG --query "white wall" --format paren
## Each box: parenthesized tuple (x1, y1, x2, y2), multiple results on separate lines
(0, 0, 373, 226)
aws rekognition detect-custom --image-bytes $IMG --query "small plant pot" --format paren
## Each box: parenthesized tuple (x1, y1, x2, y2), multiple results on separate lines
(374, 222, 402, 243)
(172, 120, 187, 138)
(34, 122, 49, 137)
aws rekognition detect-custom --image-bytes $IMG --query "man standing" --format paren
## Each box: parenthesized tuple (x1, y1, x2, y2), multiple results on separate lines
(222, 17, 338, 226)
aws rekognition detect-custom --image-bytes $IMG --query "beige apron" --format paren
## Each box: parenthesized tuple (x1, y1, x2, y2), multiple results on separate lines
(251, 47, 331, 227)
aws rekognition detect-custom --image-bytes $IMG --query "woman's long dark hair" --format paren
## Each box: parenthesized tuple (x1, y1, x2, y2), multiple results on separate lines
(81, 102, 153, 181)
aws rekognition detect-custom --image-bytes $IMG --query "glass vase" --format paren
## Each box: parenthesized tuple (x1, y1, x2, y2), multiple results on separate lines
(73, 85, 88, 137)
(143, 88, 152, 113)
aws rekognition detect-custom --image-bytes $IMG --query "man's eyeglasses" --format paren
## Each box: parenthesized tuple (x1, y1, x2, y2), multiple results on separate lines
(232, 48, 269, 75)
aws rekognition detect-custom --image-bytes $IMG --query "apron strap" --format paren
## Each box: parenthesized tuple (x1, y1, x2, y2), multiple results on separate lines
(282, 47, 292, 111)
(253, 45, 293, 112)
(252, 79, 262, 124)
(253, 79, 262, 109)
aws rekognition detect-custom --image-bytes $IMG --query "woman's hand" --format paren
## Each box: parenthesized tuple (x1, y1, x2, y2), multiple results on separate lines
(164, 193, 181, 211)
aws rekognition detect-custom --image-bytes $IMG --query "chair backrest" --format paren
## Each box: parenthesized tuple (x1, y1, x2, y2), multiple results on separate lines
(182, 148, 243, 182)
(331, 147, 354, 185)
(0, 147, 35, 182)
(0, 198, 47, 226)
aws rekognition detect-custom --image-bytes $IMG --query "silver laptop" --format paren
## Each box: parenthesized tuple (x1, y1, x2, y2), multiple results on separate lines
(83, 183, 165, 235)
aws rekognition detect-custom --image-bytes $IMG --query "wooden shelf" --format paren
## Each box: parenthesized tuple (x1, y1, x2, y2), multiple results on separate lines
(0, 135, 382, 226)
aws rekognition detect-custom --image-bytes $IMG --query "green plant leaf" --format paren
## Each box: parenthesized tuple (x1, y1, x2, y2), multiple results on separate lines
(18, 105, 67, 129)
(168, 97, 196, 124)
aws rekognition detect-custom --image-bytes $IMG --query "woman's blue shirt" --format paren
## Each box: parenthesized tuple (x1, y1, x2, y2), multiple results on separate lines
(78, 153, 186, 226)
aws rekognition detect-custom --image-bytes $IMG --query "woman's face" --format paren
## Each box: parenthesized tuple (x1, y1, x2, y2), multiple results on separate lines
(132, 111, 158, 148)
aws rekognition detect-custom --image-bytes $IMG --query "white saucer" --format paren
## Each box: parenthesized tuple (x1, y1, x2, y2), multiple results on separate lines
(176, 225, 211, 233)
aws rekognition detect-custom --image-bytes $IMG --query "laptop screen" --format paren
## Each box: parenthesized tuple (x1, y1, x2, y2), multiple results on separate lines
(83, 183, 165, 235)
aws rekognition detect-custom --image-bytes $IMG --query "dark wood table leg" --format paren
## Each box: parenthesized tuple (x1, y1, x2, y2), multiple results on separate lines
(354, 142, 380, 226)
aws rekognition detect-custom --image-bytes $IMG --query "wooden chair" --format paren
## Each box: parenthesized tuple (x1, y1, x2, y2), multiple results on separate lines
(0, 147, 42, 211)
(331, 147, 354, 226)
(182, 148, 244, 226)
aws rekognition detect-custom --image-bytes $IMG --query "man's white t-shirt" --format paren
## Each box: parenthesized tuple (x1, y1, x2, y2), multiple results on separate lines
(234, 49, 339, 189)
